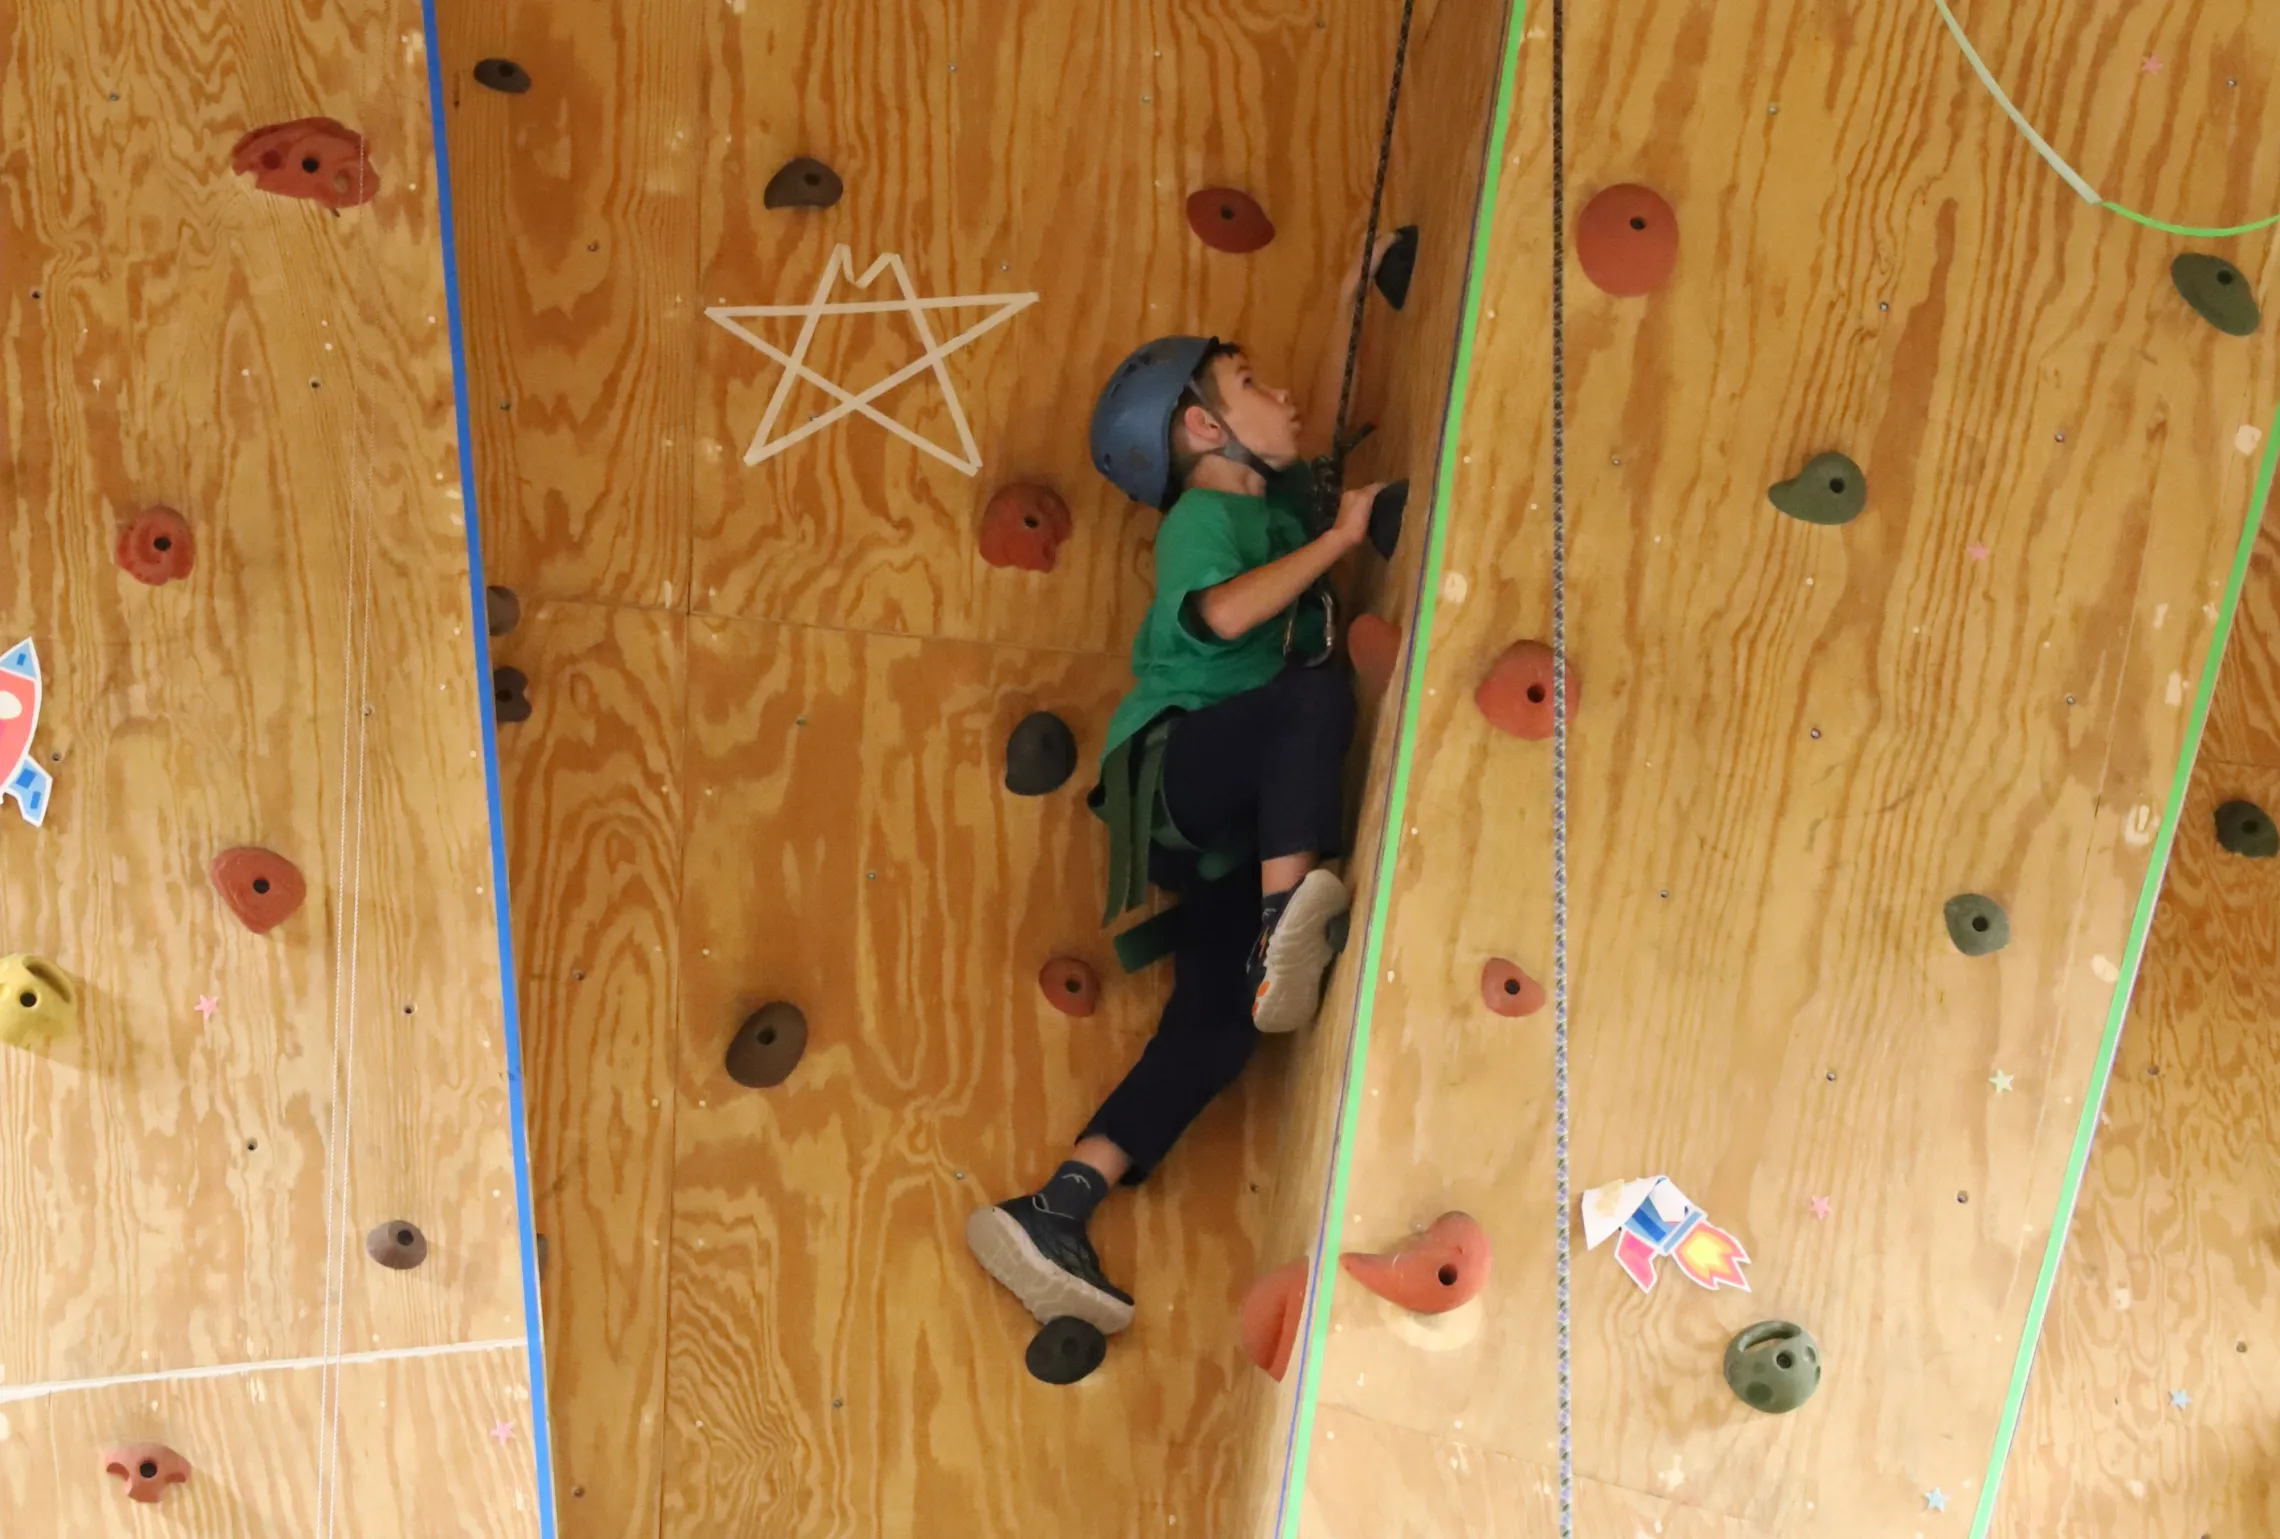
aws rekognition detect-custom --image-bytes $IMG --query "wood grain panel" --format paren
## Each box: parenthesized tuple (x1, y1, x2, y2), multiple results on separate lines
(2204, 522, 2280, 768)
(1298, 0, 2280, 1533)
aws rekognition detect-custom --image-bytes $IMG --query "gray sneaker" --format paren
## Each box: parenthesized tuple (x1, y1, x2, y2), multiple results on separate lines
(1247, 868, 1352, 1034)
(966, 1196, 1136, 1334)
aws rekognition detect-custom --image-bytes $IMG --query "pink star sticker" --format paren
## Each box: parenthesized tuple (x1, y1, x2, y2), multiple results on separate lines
(489, 1420, 516, 1446)
(1808, 1195, 1833, 1220)
(2142, 54, 2164, 74)
(194, 994, 220, 1020)
(1966, 542, 1990, 562)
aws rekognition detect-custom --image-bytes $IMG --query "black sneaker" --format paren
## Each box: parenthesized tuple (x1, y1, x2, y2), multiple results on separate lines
(966, 1196, 1136, 1334)
(1247, 868, 1352, 1034)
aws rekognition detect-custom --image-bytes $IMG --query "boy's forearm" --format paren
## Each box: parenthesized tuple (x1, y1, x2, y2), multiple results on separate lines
(1198, 532, 1355, 640)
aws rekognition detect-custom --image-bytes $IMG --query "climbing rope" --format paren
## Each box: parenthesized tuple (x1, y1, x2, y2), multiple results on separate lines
(1548, 0, 1576, 1532)
(1330, 0, 1419, 477)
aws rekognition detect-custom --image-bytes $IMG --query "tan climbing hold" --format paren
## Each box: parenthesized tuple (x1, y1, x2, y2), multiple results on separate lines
(1239, 1258, 1309, 1381)
(1038, 956, 1100, 1018)
(0, 954, 79, 1049)
(1476, 641, 1577, 740)
(1341, 1212, 1492, 1316)
(1480, 958, 1544, 1017)
(210, 847, 307, 935)
(101, 1443, 191, 1505)
(1347, 614, 1400, 700)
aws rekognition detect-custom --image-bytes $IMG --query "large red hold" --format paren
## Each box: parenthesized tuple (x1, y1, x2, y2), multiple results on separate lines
(1238, 1258, 1308, 1381)
(1481, 957, 1545, 1017)
(210, 847, 308, 934)
(1476, 640, 1578, 740)
(980, 483, 1072, 572)
(231, 118, 379, 209)
(1186, 188, 1275, 254)
(1341, 1212, 1492, 1315)
(101, 1443, 191, 1505)
(1038, 956, 1100, 1018)
(1576, 185, 1678, 297)
(115, 506, 196, 586)
(1346, 613, 1400, 700)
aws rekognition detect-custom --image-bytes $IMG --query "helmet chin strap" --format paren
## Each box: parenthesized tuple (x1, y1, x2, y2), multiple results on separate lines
(1196, 407, 1276, 483)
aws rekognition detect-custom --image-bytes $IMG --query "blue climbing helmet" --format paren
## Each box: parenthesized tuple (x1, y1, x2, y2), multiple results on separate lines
(1089, 334, 1218, 511)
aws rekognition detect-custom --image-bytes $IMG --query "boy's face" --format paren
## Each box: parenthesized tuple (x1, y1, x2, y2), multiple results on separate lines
(1196, 351, 1303, 467)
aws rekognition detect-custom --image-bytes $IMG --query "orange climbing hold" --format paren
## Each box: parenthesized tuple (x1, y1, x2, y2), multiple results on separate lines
(1238, 1258, 1308, 1381)
(1186, 187, 1275, 254)
(209, 847, 307, 935)
(1480, 958, 1544, 1017)
(101, 1443, 191, 1505)
(980, 483, 1072, 572)
(1476, 641, 1578, 740)
(1038, 956, 1100, 1018)
(1576, 184, 1677, 297)
(231, 118, 378, 209)
(115, 506, 196, 586)
(1340, 1212, 1492, 1315)
(1347, 613, 1399, 700)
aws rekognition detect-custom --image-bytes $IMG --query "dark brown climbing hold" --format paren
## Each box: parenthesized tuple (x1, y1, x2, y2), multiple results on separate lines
(230, 118, 379, 210)
(1576, 184, 1677, 297)
(1239, 1258, 1308, 1381)
(485, 585, 521, 637)
(366, 1220, 429, 1271)
(1038, 956, 1100, 1018)
(1480, 958, 1545, 1017)
(101, 1443, 191, 1505)
(979, 482, 1072, 572)
(210, 847, 307, 935)
(1374, 225, 1420, 310)
(1026, 1316, 1108, 1385)
(725, 1001, 809, 1089)
(1347, 613, 1399, 700)
(493, 666, 532, 724)
(1475, 641, 1578, 740)
(2215, 799, 2277, 858)
(1005, 712, 1078, 796)
(1944, 893, 2009, 956)
(2172, 254, 2260, 337)
(1187, 187, 1275, 254)
(115, 506, 195, 586)
(1341, 1212, 1492, 1315)
(764, 157, 843, 210)
(1368, 480, 1408, 559)
(1769, 452, 1867, 526)
(472, 58, 532, 95)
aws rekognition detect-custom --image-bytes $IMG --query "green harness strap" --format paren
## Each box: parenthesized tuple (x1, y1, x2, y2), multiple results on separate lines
(1097, 715, 1246, 971)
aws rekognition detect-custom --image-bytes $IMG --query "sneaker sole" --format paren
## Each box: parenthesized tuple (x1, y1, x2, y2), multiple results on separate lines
(1253, 869, 1352, 1034)
(964, 1207, 1136, 1335)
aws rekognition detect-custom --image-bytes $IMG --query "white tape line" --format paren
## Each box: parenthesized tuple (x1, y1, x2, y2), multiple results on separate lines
(0, 1338, 527, 1408)
(1930, 0, 2102, 206)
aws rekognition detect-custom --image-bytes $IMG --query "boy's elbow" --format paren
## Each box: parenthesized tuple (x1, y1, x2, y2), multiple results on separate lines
(1195, 591, 1245, 642)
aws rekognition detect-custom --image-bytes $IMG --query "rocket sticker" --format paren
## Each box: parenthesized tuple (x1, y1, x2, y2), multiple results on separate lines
(1580, 1174, 1750, 1295)
(1, 640, 54, 827)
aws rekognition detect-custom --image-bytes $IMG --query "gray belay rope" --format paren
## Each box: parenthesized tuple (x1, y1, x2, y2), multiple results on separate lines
(1549, 0, 1575, 1533)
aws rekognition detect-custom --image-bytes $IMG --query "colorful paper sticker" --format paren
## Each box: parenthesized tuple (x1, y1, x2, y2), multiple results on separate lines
(0, 640, 53, 827)
(1581, 1174, 1751, 1294)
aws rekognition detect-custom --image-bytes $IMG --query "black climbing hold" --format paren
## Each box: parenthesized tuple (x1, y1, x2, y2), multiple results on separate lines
(2214, 799, 2277, 858)
(1025, 1316, 1108, 1385)
(726, 1001, 809, 1089)
(1944, 893, 2009, 957)
(764, 157, 843, 210)
(1368, 481, 1408, 560)
(493, 666, 532, 724)
(1724, 1321, 1822, 1414)
(366, 1220, 429, 1271)
(1005, 712, 1077, 796)
(1373, 225, 1420, 311)
(486, 585, 521, 637)
(472, 59, 532, 95)
(1769, 452, 1866, 526)
(2171, 254, 2260, 337)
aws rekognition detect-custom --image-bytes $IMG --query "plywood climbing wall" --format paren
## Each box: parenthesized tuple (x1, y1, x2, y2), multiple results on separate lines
(0, 2, 543, 1536)
(1290, 0, 2280, 1534)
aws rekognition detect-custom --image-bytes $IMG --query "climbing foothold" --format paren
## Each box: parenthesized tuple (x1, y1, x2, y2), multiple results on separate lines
(1769, 452, 1867, 527)
(1238, 1258, 1308, 1381)
(979, 482, 1072, 572)
(472, 58, 532, 94)
(485, 585, 521, 637)
(725, 1001, 809, 1089)
(230, 118, 379, 210)
(209, 847, 308, 935)
(0, 954, 80, 1050)
(764, 157, 844, 210)
(115, 506, 196, 586)
(1038, 956, 1100, 1018)
(1943, 893, 2009, 956)
(2172, 254, 2260, 337)
(101, 1443, 191, 1505)
(2215, 799, 2277, 858)
(1576, 184, 1678, 297)
(1475, 641, 1578, 740)
(1005, 712, 1078, 796)
(1347, 613, 1400, 700)
(1368, 480, 1408, 559)
(366, 1220, 429, 1271)
(1374, 225, 1420, 310)
(1480, 958, 1545, 1018)
(1340, 1212, 1491, 1315)
(534, 1233, 549, 1275)
(1186, 187, 1275, 254)
(493, 666, 532, 724)
(1026, 1315, 1108, 1385)
(1724, 1320, 1822, 1414)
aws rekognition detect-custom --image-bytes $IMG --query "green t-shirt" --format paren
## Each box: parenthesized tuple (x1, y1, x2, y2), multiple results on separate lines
(1102, 468, 1329, 758)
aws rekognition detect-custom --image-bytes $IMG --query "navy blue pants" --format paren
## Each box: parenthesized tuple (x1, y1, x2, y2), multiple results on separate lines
(1080, 664, 1356, 1182)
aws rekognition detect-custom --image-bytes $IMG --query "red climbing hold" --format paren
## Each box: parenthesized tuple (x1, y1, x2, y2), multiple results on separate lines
(101, 1443, 191, 1505)
(1480, 958, 1545, 1017)
(231, 118, 379, 209)
(210, 847, 307, 934)
(980, 483, 1072, 572)
(1476, 641, 1578, 740)
(1238, 1258, 1309, 1381)
(1038, 956, 1101, 1018)
(1340, 1212, 1492, 1315)
(1347, 613, 1399, 700)
(1576, 184, 1678, 298)
(1186, 187, 1275, 254)
(115, 506, 195, 586)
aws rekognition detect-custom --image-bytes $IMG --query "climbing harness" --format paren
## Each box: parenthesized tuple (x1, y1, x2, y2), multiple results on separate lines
(1549, 0, 1576, 1530)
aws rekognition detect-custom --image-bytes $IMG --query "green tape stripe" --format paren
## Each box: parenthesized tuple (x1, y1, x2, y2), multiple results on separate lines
(1273, 5, 1532, 1532)
(2103, 202, 2280, 241)
(1970, 394, 2280, 1537)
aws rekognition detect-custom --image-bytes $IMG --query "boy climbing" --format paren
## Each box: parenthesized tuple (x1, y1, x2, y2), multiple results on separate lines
(968, 238, 1395, 1336)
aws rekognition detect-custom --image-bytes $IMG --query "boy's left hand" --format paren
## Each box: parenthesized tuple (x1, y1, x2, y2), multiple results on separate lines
(1332, 482, 1387, 552)
(1342, 231, 1403, 298)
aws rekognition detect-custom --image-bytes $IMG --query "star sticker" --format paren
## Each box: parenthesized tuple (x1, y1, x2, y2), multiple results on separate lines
(1966, 542, 1990, 561)
(706, 245, 1037, 476)
(1990, 1069, 2015, 1092)
(1808, 1195, 1833, 1220)
(1925, 1487, 1949, 1513)
(2143, 54, 2164, 74)
(2170, 1388, 2191, 1409)
(195, 994, 220, 1021)
(489, 1420, 517, 1445)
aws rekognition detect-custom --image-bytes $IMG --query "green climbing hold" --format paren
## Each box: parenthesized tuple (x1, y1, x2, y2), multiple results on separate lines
(1944, 893, 2009, 957)
(2171, 254, 2260, 337)
(2214, 799, 2277, 858)
(1724, 1321, 1822, 1414)
(1768, 452, 1866, 526)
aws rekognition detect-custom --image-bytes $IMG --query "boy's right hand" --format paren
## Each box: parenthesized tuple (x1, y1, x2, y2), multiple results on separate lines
(1332, 482, 1386, 552)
